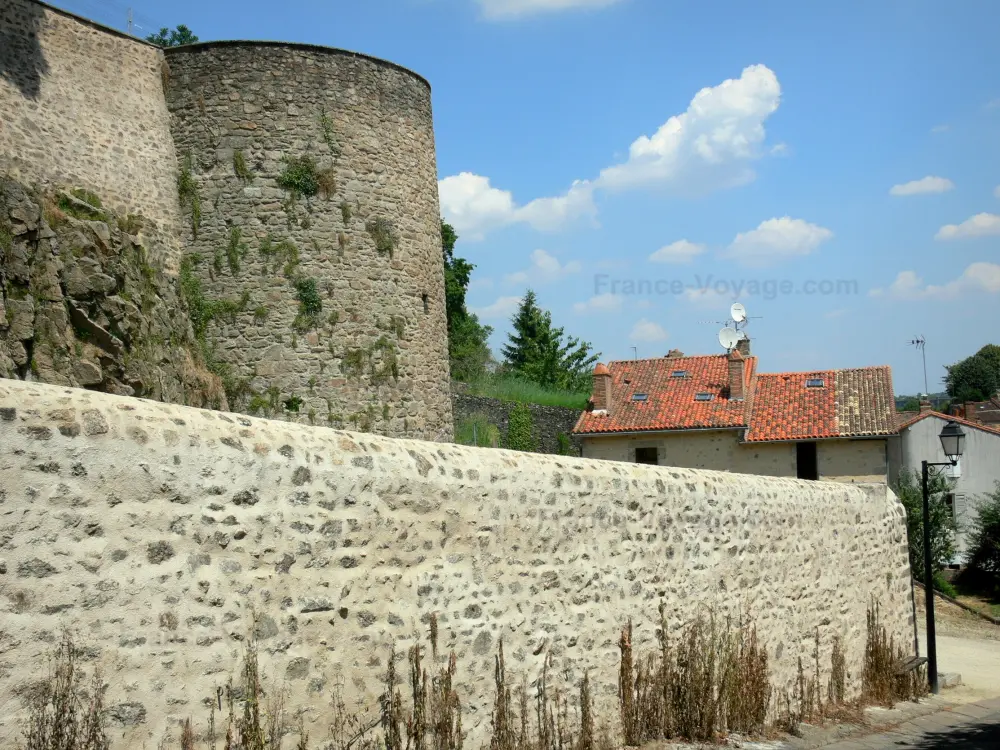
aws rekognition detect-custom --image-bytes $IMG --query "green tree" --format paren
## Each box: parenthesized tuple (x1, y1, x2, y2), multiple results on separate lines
(897, 397, 920, 412)
(146, 25, 199, 46)
(504, 403, 537, 452)
(893, 468, 957, 582)
(442, 220, 493, 381)
(964, 482, 1000, 594)
(945, 344, 1000, 403)
(501, 289, 598, 392)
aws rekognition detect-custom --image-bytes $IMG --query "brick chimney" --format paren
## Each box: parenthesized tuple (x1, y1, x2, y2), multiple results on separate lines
(736, 336, 751, 356)
(665, 349, 684, 358)
(591, 363, 612, 413)
(919, 397, 933, 414)
(728, 349, 745, 401)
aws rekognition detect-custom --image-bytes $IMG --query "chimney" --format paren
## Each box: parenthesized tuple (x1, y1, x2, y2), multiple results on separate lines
(665, 349, 684, 358)
(591, 363, 612, 413)
(736, 336, 751, 356)
(727, 349, 745, 401)
(919, 397, 933, 414)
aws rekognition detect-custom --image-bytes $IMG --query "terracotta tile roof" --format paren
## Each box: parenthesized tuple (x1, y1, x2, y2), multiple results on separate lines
(744, 366, 897, 442)
(572, 354, 755, 435)
(573, 356, 898, 443)
(896, 410, 1000, 437)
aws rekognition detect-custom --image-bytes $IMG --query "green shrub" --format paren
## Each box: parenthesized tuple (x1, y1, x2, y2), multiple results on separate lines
(455, 413, 500, 448)
(278, 155, 319, 198)
(70, 187, 102, 209)
(964, 482, 1000, 594)
(933, 571, 958, 598)
(892, 468, 957, 581)
(556, 432, 574, 456)
(504, 403, 537, 452)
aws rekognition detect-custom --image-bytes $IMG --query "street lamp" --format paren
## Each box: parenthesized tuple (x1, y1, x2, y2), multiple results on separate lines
(922, 420, 966, 694)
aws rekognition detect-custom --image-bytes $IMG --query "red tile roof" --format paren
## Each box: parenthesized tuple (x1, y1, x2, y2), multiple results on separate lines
(573, 356, 898, 443)
(572, 355, 755, 435)
(896, 409, 1000, 437)
(743, 366, 897, 442)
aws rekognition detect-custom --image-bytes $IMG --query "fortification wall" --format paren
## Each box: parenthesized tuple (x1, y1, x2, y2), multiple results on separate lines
(0, 0, 183, 259)
(162, 43, 452, 441)
(0, 379, 915, 749)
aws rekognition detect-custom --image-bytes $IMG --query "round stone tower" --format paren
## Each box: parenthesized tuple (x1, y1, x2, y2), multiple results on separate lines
(163, 42, 452, 441)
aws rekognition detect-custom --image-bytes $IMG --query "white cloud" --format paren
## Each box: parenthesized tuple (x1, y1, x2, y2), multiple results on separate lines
(930, 124, 950, 134)
(770, 142, 790, 156)
(476, 0, 625, 20)
(438, 172, 596, 240)
(629, 318, 669, 342)
(721, 217, 833, 267)
(649, 239, 706, 264)
(597, 64, 781, 193)
(439, 64, 782, 240)
(505, 249, 582, 284)
(889, 176, 955, 196)
(824, 308, 848, 320)
(869, 263, 1000, 300)
(935, 212, 1000, 240)
(470, 295, 522, 319)
(573, 293, 623, 314)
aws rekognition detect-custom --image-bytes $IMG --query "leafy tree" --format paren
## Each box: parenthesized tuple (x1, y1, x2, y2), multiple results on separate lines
(893, 468, 957, 582)
(146, 25, 199, 46)
(963, 482, 1000, 594)
(897, 397, 920, 412)
(945, 344, 1000, 403)
(442, 220, 493, 381)
(504, 403, 537, 452)
(501, 289, 598, 392)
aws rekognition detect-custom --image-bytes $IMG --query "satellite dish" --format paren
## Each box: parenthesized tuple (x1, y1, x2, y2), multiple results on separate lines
(731, 302, 746, 323)
(718, 327, 740, 351)
(738, 330, 749, 340)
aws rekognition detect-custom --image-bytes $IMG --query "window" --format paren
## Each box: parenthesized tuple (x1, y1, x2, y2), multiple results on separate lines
(694, 393, 714, 401)
(944, 492, 956, 522)
(422, 293, 429, 314)
(671, 370, 688, 378)
(635, 447, 658, 465)
(631, 393, 648, 402)
(806, 378, 825, 387)
(796, 442, 818, 480)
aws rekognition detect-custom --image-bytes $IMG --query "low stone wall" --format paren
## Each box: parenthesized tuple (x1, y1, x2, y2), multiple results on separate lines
(452, 391, 584, 455)
(0, 378, 914, 749)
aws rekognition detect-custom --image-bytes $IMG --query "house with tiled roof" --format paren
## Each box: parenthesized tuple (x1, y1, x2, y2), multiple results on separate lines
(572, 344, 898, 483)
(888, 400, 1000, 564)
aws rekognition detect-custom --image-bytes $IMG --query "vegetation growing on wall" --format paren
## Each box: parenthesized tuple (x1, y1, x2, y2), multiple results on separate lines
(177, 154, 201, 238)
(319, 110, 341, 159)
(365, 216, 399, 258)
(233, 149, 253, 183)
(504, 403, 537, 452)
(293, 276, 323, 332)
(278, 156, 320, 199)
(146, 24, 199, 46)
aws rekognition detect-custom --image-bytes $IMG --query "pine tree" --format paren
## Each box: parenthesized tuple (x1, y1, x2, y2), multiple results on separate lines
(501, 290, 598, 391)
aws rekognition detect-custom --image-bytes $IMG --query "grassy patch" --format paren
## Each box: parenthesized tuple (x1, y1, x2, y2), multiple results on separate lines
(464, 373, 589, 410)
(455, 413, 500, 448)
(57, 191, 106, 222)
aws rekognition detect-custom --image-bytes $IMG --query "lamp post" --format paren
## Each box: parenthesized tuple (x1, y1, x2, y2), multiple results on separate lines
(921, 420, 966, 694)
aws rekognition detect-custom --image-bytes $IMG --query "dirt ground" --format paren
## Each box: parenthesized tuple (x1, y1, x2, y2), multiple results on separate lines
(914, 587, 1000, 704)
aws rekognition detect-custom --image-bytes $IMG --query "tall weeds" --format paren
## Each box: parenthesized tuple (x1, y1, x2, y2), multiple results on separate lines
(862, 601, 927, 706)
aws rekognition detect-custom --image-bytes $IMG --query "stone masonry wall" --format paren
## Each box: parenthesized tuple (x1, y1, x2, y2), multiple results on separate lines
(162, 43, 453, 442)
(0, 0, 183, 263)
(0, 379, 915, 749)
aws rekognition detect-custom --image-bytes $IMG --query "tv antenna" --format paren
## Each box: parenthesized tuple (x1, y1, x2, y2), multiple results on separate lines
(630, 346, 638, 360)
(907, 335, 929, 398)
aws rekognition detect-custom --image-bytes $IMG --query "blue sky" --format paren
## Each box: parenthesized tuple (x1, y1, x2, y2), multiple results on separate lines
(55, 0, 1000, 395)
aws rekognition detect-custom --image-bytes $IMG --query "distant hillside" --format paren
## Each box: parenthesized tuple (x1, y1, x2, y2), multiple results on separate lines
(895, 392, 949, 410)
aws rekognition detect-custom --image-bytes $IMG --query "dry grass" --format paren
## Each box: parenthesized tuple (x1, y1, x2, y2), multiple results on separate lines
(620, 605, 771, 743)
(20, 631, 110, 750)
(862, 601, 927, 707)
